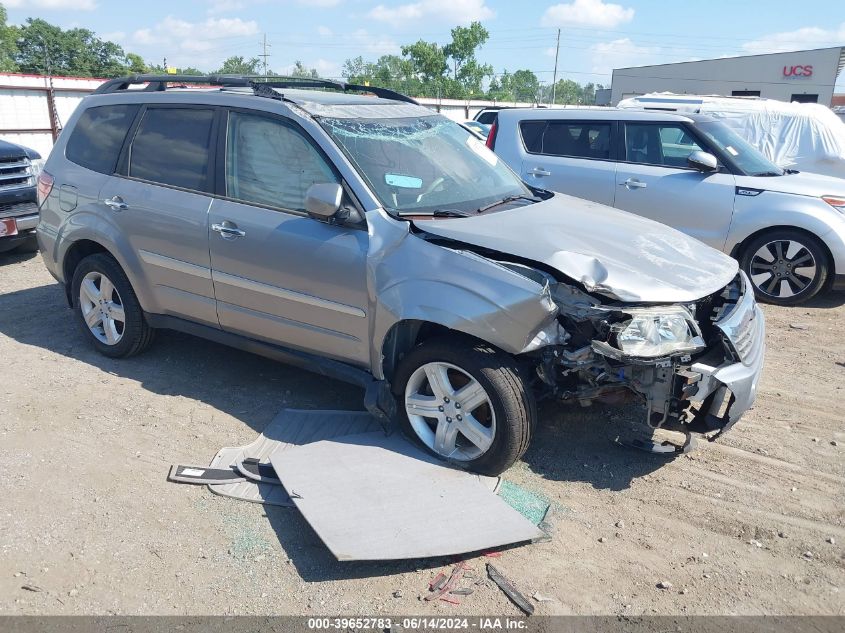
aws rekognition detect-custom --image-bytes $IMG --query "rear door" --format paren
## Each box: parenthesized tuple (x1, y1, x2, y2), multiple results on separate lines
(519, 119, 617, 206)
(207, 109, 370, 366)
(613, 122, 737, 249)
(99, 105, 219, 326)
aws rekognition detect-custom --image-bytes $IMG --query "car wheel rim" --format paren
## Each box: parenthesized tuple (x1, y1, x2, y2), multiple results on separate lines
(749, 239, 817, 299)
(404, 362, 496, 462)
(79, 271, 126, 345)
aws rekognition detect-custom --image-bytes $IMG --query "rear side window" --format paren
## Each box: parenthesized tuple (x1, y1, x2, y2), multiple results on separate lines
(128, 108, 215, 192)
(532, 121, 612, 159)
(476, 111, 498, 125)
(66, 105, 139, 175)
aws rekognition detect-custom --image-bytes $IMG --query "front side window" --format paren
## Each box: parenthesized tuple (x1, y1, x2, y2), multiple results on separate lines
(225, 112, 338, 211)
(66, 104, 139, 175)
(625, 123, 704, 168)
(695, 120, 783, 177)
(320, 115, 529, 215)
(128, 108, 214, 191)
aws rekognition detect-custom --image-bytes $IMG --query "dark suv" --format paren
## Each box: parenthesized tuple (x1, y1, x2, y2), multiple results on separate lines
(0, 139, 43, 254)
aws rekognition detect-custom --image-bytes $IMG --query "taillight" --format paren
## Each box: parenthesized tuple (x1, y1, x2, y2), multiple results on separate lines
(37, 170, 54, 206)
(486, 119, 497, 150)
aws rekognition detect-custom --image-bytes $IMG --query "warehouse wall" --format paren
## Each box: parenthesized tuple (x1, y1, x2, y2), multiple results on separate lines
(611, 47, 843, 107)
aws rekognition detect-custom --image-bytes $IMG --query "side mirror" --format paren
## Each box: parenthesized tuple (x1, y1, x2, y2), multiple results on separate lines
(305, 183, 342, 219)
(687, 150, 719, 173)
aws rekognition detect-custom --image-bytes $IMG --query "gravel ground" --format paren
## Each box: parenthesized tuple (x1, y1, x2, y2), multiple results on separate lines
(0, 249, 842, 616)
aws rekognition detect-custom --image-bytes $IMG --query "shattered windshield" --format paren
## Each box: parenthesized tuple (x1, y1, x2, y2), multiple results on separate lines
(696, 120, 784, 177)
(319, 115, 531, 215)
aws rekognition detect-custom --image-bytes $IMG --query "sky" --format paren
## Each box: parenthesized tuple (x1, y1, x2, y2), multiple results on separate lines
(3, 0, 844, 90)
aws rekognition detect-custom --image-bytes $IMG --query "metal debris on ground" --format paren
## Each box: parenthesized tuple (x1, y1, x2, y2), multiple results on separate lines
(486, 563, 534, 616)
(425, 562, 467, 602)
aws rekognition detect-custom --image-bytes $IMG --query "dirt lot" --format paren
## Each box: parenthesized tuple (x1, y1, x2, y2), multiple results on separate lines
(0, 249, 842, 617)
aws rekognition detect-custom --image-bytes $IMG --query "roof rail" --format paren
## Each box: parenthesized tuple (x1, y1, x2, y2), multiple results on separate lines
(92, 74, 419, 105)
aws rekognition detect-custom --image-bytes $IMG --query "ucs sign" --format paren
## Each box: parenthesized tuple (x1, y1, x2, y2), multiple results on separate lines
(783, 65, 813, 78)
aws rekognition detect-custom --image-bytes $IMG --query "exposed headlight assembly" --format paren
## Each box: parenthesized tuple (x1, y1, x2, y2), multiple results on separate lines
(612, 306, 705, 358)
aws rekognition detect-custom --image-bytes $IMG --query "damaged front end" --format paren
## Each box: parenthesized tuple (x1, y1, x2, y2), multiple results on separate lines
(527, 270, 766, 453)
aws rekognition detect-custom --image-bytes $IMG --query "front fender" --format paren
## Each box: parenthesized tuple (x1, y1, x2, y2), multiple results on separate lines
(366, 210, 558, 380)
(727, 191, 842, 253)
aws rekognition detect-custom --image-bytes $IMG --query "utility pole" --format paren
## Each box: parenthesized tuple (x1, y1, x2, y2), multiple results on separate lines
(551, 28, 560, 106)
(259, 34, 271, 76)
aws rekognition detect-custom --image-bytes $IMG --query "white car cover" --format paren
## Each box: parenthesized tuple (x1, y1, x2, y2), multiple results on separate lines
(617, 94, 845, 180)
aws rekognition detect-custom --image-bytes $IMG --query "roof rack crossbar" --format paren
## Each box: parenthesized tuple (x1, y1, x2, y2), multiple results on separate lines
(93, 74, 419, 104)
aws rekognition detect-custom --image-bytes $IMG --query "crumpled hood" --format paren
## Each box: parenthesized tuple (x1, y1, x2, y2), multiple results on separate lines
(416, 193, 738, 303)
(735, 171, 845, 198)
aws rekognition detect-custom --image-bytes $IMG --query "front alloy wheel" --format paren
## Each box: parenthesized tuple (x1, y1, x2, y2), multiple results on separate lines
(404, 361, 496, 461)
(741, 230, 829, 305)
(392, 336, 536, 476)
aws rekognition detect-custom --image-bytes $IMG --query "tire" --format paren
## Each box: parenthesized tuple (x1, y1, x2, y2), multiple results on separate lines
(392, 335, 536, 476)
(740, 229, 830, 306)
(71, 253, 155, 358)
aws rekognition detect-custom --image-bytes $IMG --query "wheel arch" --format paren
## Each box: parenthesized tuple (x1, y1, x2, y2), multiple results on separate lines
(380, 319, 497, 383)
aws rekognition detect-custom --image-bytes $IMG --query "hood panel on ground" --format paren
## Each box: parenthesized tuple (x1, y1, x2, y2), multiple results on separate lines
(417, 193, 738, 303)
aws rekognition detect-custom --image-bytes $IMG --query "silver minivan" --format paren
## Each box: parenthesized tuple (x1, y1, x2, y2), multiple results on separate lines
(490, 108, 845, 305)
(37, 76, 765, 474)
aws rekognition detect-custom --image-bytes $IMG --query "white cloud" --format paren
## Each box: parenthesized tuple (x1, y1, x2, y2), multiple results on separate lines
(589, 37, 660, 75)
(369, 0, 494, 27)
(352, 29, 399, 56)
(296, 0, 343, 6)
(742, 22, 845, 54)
(131, 16, 259, 54)
(542, 0, 634, 29)
(317, 25, 334, 37)
(4, 0, 96, 9)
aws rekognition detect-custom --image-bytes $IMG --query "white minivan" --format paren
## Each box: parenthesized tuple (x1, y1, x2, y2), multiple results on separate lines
(490, 108, 845, 305)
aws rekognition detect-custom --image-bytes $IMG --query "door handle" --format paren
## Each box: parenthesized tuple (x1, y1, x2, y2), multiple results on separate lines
(211, 221, 246, 239)
(621, 178, 647, 189)
(103, 196, 128, 211)
(529, 167, 551, 177)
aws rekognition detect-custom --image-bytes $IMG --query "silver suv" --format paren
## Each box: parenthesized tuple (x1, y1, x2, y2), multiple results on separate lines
(37, 75, 765, 475)
(490, 108, 845, 305)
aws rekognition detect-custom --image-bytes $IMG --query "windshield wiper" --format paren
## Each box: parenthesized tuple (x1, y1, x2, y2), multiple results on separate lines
(475, 195, 540, 214)
(396, 209, 472, 218)
(752, 171, 784, 177)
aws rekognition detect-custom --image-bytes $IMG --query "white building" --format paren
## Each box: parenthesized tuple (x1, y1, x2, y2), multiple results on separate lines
(611, 46, 845, 107)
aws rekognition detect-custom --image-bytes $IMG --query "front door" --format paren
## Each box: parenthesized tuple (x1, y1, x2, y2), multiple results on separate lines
(614, 122, 737, 249)
(208, 109, 370, 366)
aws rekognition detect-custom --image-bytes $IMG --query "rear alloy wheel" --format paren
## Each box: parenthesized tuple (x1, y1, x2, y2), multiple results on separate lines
(71, 253, 155, 357)
(741, 230, 829, 305)
(393, 336, 536, 476)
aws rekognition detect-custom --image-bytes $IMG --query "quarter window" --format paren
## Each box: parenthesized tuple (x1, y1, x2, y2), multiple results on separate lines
(625, 123, 704, 168)
(66, 105, 139, 175)
(519, 120, 612, 160)
(225, 111, 338, 211)
(128, 108, 215, 191)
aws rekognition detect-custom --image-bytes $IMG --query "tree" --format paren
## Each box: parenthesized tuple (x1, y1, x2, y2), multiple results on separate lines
(401, 39, 447, 89)
(509, 69, 540, 102)
(290, 60, 319, 78)
(125, 52, 147, 74)
(216, 55, 260, 75)
(0, 5, 17, 72)
(443, 21, 492, 96)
